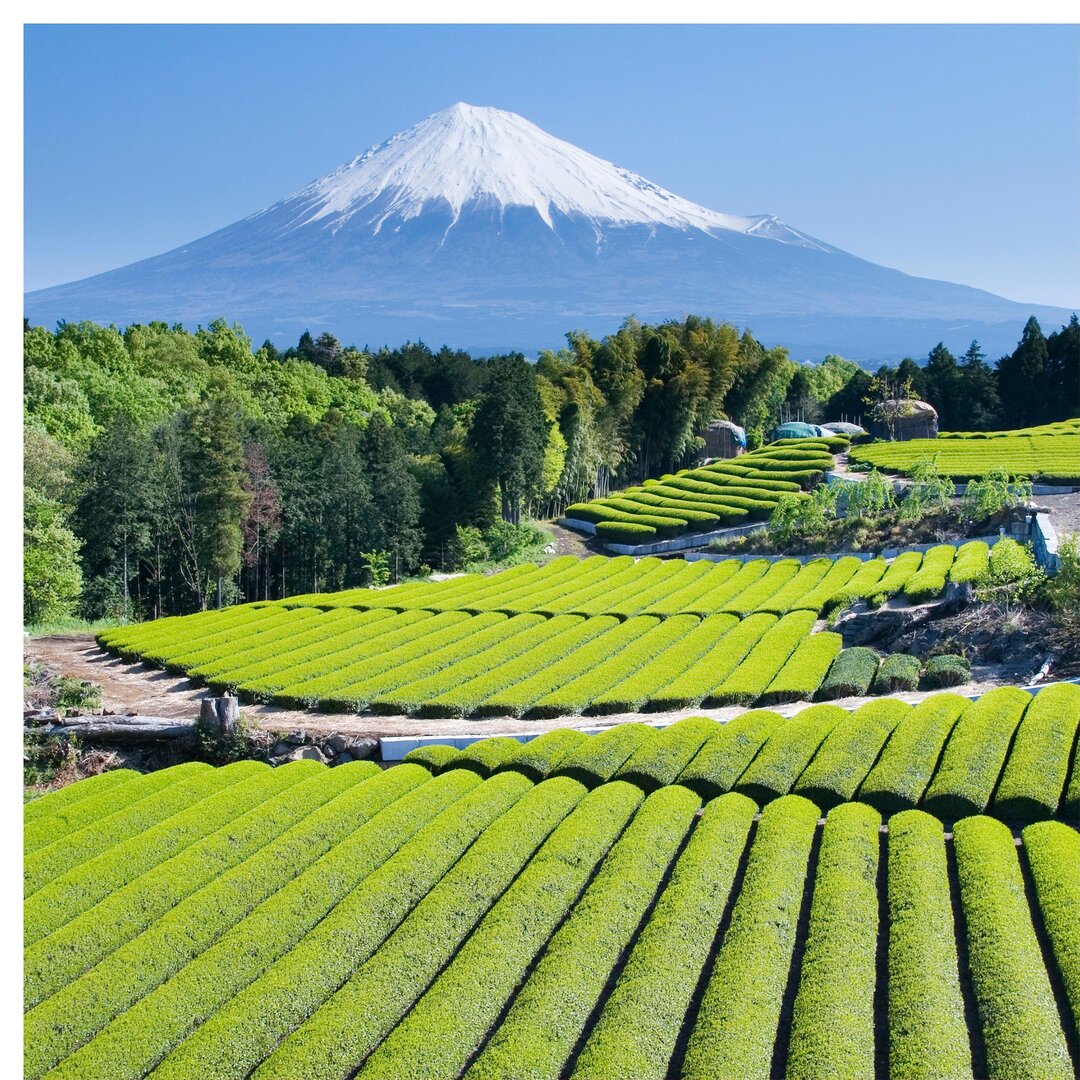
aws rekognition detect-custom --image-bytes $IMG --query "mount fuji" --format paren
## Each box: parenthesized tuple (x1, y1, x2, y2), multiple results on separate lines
(24, 103, 1074, 360)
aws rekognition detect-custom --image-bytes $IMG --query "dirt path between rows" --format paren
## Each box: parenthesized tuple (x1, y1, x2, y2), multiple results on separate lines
(25, 632, 1014, 742)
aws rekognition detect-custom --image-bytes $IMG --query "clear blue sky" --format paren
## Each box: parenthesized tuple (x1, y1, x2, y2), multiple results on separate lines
(24, 24, 1080, 310)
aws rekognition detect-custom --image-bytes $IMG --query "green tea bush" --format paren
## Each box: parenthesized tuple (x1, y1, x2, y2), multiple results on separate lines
(922, 654, 971, 688)
(871, 653, 921, 693)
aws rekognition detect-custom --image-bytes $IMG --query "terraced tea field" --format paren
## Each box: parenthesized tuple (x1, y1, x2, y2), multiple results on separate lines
(97, 545, 989, 717)
(25, 687, 1080, 1078)
(849, 419, 1080, 482)
(563, 439, 844, 541)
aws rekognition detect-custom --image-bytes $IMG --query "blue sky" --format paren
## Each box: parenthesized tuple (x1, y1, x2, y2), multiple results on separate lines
(24, 24, 1080, 310)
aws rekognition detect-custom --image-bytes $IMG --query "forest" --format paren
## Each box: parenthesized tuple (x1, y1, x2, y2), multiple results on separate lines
(23, 312, 1079, 624)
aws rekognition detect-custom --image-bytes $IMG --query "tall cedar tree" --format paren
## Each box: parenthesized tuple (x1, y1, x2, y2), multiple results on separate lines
(164, 385, 252, 610)
(360, 412, 423, 577)
(997, 316, 1049, 426)
(1046, 315, 1080, 422)
(470, 355, 551, 524)
(74, 415, 160, 619)
(956, 341, 1001, 430)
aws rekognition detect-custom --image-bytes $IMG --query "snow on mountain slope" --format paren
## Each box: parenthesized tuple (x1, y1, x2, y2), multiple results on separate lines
(24, 103, 1074, 360)
(263, 103, 827, 249)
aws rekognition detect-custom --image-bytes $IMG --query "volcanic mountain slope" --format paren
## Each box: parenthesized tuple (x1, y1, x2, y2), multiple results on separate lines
(25, 102, 1073, 359)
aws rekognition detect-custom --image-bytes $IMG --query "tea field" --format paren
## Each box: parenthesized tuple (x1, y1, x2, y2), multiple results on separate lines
(96, 544, 990, 717)
(848, 418, 1080, 482)
(25, 687, 1080, 1078)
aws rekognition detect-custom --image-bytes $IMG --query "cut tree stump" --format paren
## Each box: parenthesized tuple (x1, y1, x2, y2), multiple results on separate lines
(200, 695, 240, 737)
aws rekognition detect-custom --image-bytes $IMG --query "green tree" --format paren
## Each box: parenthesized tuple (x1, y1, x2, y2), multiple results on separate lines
(1045, 315, 1080, 423)
(997, 316, 1049, 426)
(74, 415, 161, 620)
(922, 343, 961, 427)
(469, 355, 551, 524)
(360, 413, 423, 578)
(24, 488, 82, 625)
(955, 341, 1001, 430)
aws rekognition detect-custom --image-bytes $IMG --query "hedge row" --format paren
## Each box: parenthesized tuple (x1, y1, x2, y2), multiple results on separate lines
(794, 698, 909, 810)
(1022, 820, 1080, 1039)
(856, 694, 968, 815)
(452, 736, 524, 778)
(992, 682, 1080, 821)
(735, 704, 848, 806)
(682, 794, 821, 1078)
(461, 785, 699, 1080)
(420, 616, 615, 717)
(885, 810, 973, 1080)
(868, 551, 924, 606)
(677, 709, 783, 799)
(23, 768, 141, 836)
(23, 761, 402, 1078)
(783, 555, 863, 613)
(50, 768, 489, 1080)
(952, 815, 1073, 1078)
(822, 558, 887, 613)
(706, 610, 818, 706)
(816, 646, 880, 699)
(362, 613, 552, 714)
(588, 614, 737, 713)
(923, 654, 971, 688)
(26, 760, 272, 947)
(24, 761, 209, 860)
(401, 744, 461, 772)
(554, 722, 658, 787)
(720, 560, 801, 617)
(922, 687, 1031, 818)
(759, 631, 844, 705)
(949, 540, 991, 584)
(645, 613, 777, 709)
(571, 792, 757, 1079)
(245, 776, 608, 1080)
(786, 802, 881, 1080)
(903, 544, 957, 603)
(612, 716, 719, 791)
(495, 728, 588, 781)
(146, 772, 547, 1080)
(872, 653, 922, 693)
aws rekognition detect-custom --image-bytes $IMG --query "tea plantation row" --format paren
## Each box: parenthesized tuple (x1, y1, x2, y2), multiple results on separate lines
(25, 715, 1080, 1078)
(96, 545, 989, 716)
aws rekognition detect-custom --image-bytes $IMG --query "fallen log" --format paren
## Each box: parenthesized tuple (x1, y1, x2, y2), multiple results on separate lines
(31, 716, 197, 744)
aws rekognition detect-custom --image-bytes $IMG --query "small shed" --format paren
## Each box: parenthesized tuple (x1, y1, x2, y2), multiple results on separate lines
(699, 419, 746, 459)
(869, 400, 939, 441)
(773, 421, 825, 441)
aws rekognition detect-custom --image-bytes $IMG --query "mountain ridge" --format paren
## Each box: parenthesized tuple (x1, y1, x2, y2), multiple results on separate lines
(25, 103, 1074, 360)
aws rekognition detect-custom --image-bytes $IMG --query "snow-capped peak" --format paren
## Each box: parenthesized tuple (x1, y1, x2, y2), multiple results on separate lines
(275, 103, 820, 246)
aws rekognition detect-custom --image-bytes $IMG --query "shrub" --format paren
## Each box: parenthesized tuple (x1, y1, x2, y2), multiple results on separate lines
(856, 694, 967, 815)
(868, 552, 922, 607)
(571, 793, 757, 1079)
(871, 653, 921, 693)
(269, 781, 648, 1080)
(594, 520, 658, 543)
(52, 768, 497, 1079)
(952, 816, 1072, 1078)
(816, 647, 880, 700)
(735, 704, 848, 805)
(706, 611, 817, 707)
(885, 811, 973, 1080)
(1022, 820, 1080, 1037)
(793, 698, 909, 810)
(922, 654, 970, 688)
(495, 728, 588, 782)
(460, 786, 699, 1080)
(992, 682, 1080, 821)
(681, 795, 821, 1079)
(453, 736, 524, 777)
(22, 761, 410, 1078)
(786, 803, 880, 1080)
(402, 744, 461, 772)
(922, 687, 1031, 819)
(903, 544, 956, 604)
(612, 716, 719, 791)
(677, 710, 783, 799)
(553, 723, 657, 787)
(148, 772, 561, 1080)
(758, 631, 843, 705)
